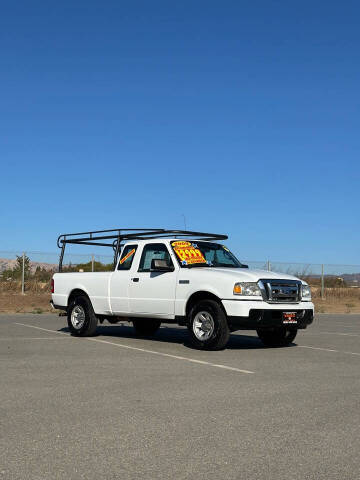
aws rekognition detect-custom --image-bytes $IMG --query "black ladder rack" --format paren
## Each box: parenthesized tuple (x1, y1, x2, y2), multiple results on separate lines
(57, 228, 228, 271)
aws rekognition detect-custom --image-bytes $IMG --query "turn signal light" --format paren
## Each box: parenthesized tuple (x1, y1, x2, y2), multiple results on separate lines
(233, 284, 242, 294)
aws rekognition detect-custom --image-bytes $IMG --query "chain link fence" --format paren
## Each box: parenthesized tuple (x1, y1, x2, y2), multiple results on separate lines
(243, 260, 360, 301)
(0, 250, 114, 293)
(0, 250, 359, 297)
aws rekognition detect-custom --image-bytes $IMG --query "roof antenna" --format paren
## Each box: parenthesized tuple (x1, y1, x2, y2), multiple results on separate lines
(181, 214, 187, 230)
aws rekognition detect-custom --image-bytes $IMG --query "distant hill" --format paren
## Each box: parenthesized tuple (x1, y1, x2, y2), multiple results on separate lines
(341, 273, 360, 286)
(288, 271, 360, 286)
(0, 258, 57, 274)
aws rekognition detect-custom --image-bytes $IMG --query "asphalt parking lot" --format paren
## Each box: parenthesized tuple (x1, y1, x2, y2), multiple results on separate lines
(1, 313, 360, 480)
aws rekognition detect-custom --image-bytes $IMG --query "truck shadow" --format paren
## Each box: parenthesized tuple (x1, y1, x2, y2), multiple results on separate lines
(59, 324, 297, 350)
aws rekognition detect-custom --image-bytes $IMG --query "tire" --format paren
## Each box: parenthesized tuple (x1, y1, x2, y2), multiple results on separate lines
(257, 328, 297, 347)
(133, 319, 161, 336)
(187, 299, 230, 350)
(67, 295, 98, 336)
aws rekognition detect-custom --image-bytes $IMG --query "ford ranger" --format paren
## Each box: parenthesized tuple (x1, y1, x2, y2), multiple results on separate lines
(51, 228, 314, 350)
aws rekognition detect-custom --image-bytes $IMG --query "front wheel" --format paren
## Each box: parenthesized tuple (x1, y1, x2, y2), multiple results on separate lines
(187, 299, 230, 350)
(257, 328, 297, 347)
(133, 319, 161, 337)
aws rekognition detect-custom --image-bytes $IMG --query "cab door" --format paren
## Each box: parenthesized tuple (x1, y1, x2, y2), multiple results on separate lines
(128, 243, 177, 317)
(109, 244, 138, 314)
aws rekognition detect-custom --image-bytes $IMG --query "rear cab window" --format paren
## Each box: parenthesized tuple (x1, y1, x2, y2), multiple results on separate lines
(118, 244, 138, 270)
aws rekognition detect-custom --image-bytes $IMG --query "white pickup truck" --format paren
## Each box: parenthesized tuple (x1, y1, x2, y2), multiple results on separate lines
(51, 228, 314, 350)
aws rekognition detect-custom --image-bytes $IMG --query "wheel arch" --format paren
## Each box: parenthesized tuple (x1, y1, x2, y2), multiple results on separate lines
(68, 288, 91, 307)
(185, 291, 225, 318)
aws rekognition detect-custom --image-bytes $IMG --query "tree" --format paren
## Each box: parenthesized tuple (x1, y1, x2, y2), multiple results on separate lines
(13, 255, 31, 280)
(0, 255, 30, 281)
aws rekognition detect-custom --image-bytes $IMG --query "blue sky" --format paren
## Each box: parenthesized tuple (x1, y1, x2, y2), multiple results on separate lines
(0, 0, 359, 263)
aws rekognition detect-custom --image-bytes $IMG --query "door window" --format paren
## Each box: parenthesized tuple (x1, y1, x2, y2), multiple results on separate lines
(118, 245, 138, 270)
(138, 243, 173, 272)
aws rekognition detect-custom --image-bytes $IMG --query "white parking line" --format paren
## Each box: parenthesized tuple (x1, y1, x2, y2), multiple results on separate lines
(0, 337, 71, 340)
(327, 324, 360, 328)
(298, 345, 338, 353)
(319, 332, 360, 337)
(14, 323, 254, 374)
(298, 345, 360, 356)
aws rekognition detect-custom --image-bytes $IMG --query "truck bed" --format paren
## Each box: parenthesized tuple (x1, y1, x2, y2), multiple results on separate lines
(52, 272, 113, 314)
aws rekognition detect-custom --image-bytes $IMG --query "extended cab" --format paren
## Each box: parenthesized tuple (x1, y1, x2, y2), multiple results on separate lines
(52, 229, 314, 350)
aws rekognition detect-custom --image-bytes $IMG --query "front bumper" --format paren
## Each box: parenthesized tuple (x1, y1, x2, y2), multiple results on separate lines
(222, 299, 314, 330)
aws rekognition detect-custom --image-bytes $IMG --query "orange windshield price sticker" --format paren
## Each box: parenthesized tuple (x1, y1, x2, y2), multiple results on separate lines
(172, 241, 207, 265)
(120, 248, 136, 264)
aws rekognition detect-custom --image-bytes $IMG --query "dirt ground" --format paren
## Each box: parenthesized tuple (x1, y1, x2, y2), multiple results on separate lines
(0, 293, 359, 315)
(0, 293, 55, 314)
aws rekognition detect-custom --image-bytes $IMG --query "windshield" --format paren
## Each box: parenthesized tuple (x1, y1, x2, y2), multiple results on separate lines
(171, 241, 245, 268)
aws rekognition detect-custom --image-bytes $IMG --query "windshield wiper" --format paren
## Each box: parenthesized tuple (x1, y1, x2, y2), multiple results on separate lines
(215, 263, 240, 268)
(186, 263, 211, 268)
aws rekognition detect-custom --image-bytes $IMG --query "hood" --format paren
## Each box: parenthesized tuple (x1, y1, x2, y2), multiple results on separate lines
(189, 267, 303, 283)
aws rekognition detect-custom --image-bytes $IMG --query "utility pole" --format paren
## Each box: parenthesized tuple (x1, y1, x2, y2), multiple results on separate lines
(21, 252, 25, 295)
(267, 260, 271, 271)
(321, 264, 325, 299)
(91, 255, 94, 272)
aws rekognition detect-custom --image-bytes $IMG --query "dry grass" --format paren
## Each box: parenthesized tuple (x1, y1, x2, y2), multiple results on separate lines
(312, 287, 360, 313)
(0, 280, 53, 313)
(0, 280, 51, 294)
(0, 293, 54, 314)
(311, 286, 360, 299)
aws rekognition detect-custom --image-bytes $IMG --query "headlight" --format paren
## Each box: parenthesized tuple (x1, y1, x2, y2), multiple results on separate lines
(301, 284, 312, 301)
(233, 282, 262, 296)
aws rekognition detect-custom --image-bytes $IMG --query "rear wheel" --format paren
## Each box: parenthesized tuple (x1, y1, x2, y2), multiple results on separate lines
(67, 295, 98, 336)
(257, 328, 297, 347)
(133, 319, 161, 336)
(187, 299, 230, 350)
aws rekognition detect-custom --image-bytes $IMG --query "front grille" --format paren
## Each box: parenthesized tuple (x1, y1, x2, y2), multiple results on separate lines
(259, 279, 301, 303)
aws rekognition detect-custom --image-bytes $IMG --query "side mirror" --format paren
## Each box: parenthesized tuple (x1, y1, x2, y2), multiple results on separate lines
(150, 259, 174, 272)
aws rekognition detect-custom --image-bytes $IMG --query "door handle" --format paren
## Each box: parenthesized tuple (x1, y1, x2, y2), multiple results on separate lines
(131, 277, 139, 282)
